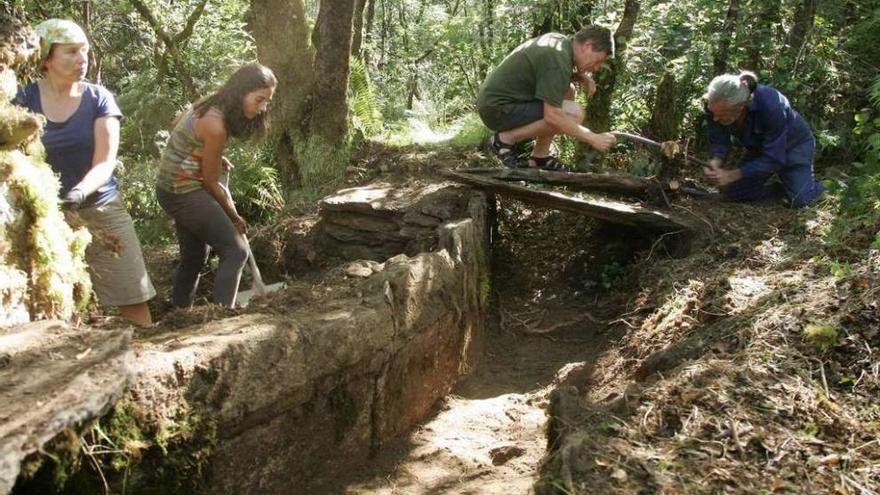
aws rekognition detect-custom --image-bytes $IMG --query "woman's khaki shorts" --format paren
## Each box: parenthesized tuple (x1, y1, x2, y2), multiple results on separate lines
(75, 195, 156, 307)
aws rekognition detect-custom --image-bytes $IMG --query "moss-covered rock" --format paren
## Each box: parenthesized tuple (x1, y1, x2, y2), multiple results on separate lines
(0, 149, 92, 324)
(0, 8, 91, 325)
(12, 398, 218, 495)
(0, 105, 42, 150)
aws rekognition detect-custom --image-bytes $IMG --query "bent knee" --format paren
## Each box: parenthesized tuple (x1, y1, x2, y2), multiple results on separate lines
(220, 238, 249, 266)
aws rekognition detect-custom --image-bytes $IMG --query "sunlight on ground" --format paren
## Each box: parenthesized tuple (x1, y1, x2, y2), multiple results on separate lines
(406, 117, 459, 144)
(725, 275, 771, 313)
(345, 392, 547, 495)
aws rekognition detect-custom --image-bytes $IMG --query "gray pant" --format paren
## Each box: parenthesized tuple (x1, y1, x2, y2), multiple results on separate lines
(156, 187, 248, 307)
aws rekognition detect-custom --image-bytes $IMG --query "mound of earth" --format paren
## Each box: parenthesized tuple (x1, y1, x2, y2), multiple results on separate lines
(536, 200, 880, 494)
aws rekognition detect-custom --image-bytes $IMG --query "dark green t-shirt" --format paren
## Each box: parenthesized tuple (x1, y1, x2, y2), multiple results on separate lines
(477, 32, 574, 110)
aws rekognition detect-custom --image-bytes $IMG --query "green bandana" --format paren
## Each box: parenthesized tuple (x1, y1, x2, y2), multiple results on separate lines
(34, 19, 89, 64)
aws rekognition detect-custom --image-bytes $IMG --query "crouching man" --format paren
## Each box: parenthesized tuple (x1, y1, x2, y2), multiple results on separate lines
(476, 25, 618, 172)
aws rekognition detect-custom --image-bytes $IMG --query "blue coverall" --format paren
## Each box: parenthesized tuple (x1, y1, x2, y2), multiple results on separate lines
(706, 84, 824, 208)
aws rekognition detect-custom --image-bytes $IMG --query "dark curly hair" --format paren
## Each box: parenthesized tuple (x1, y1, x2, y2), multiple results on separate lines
(192, 63, 277, 141)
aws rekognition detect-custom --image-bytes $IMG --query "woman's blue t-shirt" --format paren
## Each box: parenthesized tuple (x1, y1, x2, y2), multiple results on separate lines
(14, 82, 122, 207)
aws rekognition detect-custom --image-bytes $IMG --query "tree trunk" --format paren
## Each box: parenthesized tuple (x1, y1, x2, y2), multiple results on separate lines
(478, 0, 494, 80)
(250, 0, 313, 192)
(351, 0, 368, 57)
(788, 0, 817, 60)
(713, 0, 739, 75)
(745, 1, 780, 70)
(648, 71, 679, 141)
(584, 0, 640, 133)
(362, 0, 376, 63)
(379, 0, 388, 65)
(406, 73, 419, 110)
(300, 0, 356, 145)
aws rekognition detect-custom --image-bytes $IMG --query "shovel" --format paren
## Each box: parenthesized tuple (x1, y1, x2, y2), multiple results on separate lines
(236, 236, 285, 307)
(219, 167, 286, 307)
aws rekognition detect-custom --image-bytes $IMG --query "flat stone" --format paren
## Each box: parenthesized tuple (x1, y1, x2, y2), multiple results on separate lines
(344, 260, 382, 278)
(490, 445, 526, 465)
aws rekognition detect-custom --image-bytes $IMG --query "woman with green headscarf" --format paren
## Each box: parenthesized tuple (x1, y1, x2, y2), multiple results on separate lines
(14, 19, 156, 326)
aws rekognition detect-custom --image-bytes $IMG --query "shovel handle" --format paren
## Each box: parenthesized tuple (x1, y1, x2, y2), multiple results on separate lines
(611, 131, 710, 168)
(220, 174, 267, 296)
(243, 237, 267, 295)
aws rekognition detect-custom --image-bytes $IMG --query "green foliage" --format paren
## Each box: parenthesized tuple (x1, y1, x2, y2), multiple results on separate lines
(449, 113, 492, 148)
(225, 143, 285, 224)
(348, 57, 383, 138)
(293, 134, 352, 201)
(118, 157, 173, 245)
(803, 323, 840, 353)
(826, 73, 880, 253)
(628, 151, 661, 177)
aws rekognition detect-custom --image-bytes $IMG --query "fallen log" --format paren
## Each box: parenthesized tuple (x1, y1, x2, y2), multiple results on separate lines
(440, 169, 697, 232)
(456, 167, 658, 196)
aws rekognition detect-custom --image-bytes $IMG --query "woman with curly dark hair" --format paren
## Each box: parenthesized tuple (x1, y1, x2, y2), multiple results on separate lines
(156, 63, 276, 308)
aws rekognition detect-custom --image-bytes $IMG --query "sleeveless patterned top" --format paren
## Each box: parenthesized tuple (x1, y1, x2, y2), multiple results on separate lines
(156, 108, 227, 194)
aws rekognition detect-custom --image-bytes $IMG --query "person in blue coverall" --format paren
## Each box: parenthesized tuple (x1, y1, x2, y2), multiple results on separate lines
(703, 71, 824, 208)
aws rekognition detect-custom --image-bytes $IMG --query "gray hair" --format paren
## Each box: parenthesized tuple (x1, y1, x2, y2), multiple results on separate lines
(705, 71, 758, 106)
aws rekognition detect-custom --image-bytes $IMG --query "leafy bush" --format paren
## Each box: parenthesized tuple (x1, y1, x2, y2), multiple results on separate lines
(225, 143, 285, 225)
(349, 57, 384, 139)
(826, 73, 880, 252)
(117, 156, 173, 245)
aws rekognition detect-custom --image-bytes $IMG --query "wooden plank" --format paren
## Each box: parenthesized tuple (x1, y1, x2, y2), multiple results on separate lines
(440, 169, 696, 232)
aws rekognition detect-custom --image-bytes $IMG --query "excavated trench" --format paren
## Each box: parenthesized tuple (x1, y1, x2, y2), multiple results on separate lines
(3, 178, 668, 494)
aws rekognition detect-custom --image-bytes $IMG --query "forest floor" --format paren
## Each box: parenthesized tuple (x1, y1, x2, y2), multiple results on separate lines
(138, 142, 878, 494)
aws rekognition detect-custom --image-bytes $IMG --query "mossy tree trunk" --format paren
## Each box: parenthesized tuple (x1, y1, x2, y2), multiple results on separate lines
(648, 71, 679, 141)
(352, 0, 368, 58)
(583, 0, 640, 133)
(250, 0, 356, 197)
(299, 0, 356, 146)
(788, 0, 817, 60)
(250, 0, 313, 193)
(713, 0, 739, 76)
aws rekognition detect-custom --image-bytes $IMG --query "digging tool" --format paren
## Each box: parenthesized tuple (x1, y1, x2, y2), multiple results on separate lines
(220, 168, 286, 307)
(610, 131, 713, 198)
(610, 131, 710, 168)
(236, 236, 285, 307)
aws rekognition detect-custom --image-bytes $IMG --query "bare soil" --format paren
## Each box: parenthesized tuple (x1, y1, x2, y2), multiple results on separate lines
(316, 195, 642, 494)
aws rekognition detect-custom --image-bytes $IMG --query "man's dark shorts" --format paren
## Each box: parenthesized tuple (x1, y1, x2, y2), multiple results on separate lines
(478, 101, 544, 132)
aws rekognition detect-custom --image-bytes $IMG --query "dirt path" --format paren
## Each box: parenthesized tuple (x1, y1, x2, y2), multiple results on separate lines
(337, 319, 606, 495)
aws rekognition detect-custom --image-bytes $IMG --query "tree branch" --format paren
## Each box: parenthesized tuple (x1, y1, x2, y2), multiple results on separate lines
(174, 0, 210, 46)
(128, 0, 201, 100)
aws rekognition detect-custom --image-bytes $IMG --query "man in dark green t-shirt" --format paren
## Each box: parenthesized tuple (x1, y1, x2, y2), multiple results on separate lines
(477, 26, 617, 172)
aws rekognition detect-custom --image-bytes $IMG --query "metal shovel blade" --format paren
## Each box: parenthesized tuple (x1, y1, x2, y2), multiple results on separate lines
(236, 235, 286, 308)
(237, 281, 286, 308)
